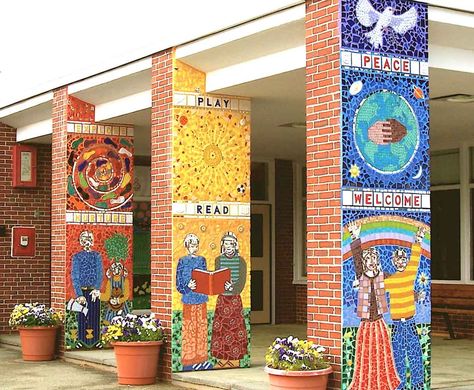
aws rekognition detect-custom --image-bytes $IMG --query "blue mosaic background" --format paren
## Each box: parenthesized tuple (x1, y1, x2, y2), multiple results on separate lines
(341, 0, 428, 60)
(342, 209, 431, 328)
(341, 1, 429, 388)
(342, 68, 429, 191)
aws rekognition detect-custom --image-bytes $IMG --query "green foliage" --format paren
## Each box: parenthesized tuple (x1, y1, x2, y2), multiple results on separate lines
(105, 233, 129, 262)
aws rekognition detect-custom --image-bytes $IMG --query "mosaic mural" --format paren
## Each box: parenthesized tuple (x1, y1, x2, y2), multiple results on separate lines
(341, 1, 429, 389)
(65, 122, 134, 349)
(67, 95, 95, 123)
(171, 61, 251, 372)
(67, 133, 134, 211)
(133, 201, 151, 309)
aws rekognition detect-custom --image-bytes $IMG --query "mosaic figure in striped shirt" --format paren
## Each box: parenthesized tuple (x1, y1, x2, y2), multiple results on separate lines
(211, 231, 248, 369)
(385, 227, 426, 390)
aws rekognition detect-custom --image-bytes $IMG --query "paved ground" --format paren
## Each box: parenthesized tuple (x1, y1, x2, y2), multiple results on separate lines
(0, 347, 181, 390)
(2, 325, 474, 389)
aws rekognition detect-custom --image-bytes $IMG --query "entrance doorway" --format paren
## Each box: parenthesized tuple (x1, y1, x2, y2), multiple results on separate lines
(250, 204, 271, 324)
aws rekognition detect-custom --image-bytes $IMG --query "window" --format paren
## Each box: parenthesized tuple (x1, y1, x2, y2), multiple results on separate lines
(294, 163, 307, 283)
(431, 150, 461, 281)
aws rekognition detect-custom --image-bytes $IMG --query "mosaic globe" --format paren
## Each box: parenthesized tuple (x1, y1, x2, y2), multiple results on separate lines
(353, 90, 419, 174)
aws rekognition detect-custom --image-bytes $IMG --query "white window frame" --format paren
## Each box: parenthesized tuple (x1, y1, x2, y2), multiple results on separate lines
(251, 158, 277, 323)
(431, 144, 474, 285)
(293, 162, 307, 284)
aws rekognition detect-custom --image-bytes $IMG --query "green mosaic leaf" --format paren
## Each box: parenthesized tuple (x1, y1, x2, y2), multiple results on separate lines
(104, 233, 129, 262)
(71, 137, 84, 150)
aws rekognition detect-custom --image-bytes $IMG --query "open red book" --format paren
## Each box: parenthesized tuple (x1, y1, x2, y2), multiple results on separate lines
(192, 268, 231, 295)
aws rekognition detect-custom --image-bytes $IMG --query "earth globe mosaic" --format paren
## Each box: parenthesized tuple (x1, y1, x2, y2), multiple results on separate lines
(353, 90, 419, 174)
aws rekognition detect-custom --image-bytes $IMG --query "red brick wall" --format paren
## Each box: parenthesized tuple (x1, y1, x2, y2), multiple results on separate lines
(0, 123, 52, 333)
(432, 283, 474, 339)
(275, 159, 296, 323)
(150, 49, 173, 379)
(50, 87, 68, 325)
(295, 285, 307, 323)
(306, 1, 342, 388)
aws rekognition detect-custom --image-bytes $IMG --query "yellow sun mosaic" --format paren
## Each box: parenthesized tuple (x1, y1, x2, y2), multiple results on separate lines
(172, 217, 251, 312)
(172, 106, 251, 203)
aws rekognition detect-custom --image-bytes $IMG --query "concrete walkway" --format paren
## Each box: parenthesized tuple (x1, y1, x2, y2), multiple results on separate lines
(0, 346, 180, 390)
(2, 325, 474, 389)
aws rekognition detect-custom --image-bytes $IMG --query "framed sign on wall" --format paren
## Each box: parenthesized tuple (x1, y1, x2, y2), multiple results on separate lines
(12, 144, 37, 188)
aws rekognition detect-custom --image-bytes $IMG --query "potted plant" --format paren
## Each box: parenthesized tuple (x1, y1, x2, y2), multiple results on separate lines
(264, 336, 333, 390)
(101, 313, 165, 385)
(9, 303, 62, 361)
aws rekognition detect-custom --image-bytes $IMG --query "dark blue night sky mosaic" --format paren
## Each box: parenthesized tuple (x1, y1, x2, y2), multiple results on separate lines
(341, 0, 428, 60)
(342, 68, 429, 191)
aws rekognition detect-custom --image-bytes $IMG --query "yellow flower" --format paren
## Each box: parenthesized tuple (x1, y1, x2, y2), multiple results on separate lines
(349, 164, 360, 178)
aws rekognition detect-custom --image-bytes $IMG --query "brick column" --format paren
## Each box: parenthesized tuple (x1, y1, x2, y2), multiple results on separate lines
(150, 49, 173, 379)
(51, 87, 69, 319)
(305, 1, 342, 389)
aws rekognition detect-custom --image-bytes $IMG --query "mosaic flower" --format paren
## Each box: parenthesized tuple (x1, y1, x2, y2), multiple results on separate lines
(349, 164, 360, 178)
(418, 272, 429, 286)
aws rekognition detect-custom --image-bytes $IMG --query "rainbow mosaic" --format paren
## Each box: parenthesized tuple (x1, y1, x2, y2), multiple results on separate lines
(341, 1, 430, 389)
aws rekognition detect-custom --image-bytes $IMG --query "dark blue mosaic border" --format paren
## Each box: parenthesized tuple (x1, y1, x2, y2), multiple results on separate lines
(341, 0, 428, 60)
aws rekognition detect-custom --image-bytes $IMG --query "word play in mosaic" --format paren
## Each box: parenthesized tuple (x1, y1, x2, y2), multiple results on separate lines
(171, 60, 251, 374)
(65, 120, 134, 349)
(341, 1, 429, 389)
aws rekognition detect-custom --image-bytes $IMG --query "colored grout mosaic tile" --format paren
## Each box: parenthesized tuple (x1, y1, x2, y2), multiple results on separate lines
(65, 224, 133, 349)
(172, 105, 250, 203)
(171, 63, 251, 372)
(341, 1, 429, 389)
(67, 95, 95, 122)
(65, 121, 134, 350)
(341, 0, 428, 60)
(341, 69, 429, 192)
(67, 134, 134, 211)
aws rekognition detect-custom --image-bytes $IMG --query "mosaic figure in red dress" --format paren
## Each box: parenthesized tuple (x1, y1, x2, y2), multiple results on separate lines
(211, 232, 248, 368)
(347, 221, 400, 390)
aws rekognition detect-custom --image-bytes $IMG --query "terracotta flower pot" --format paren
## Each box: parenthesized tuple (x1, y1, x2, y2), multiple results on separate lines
(264, 366, 333, 389)
(18, 326, 58, 361)
(112, 341, 163, 385)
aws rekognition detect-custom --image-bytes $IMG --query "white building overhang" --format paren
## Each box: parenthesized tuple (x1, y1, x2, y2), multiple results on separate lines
(0, 3, 473, 148)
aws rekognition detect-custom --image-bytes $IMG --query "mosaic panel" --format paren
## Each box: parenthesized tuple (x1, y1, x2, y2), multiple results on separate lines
(173, 105, 250, 203)
(172, 217, 250, 371)
(66, 134, 134, 211)
(341, 0, 428, 60)
(172, 82, 251, 371)
(133, 201, 151, 309)
(174, 60, 206, 93)
(65, 224, 133, 349)
(342, 69, 429, 191)
(65, 122, 134, 350)
(341, 1, 429, 389)
(67, 95, 95, 122)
